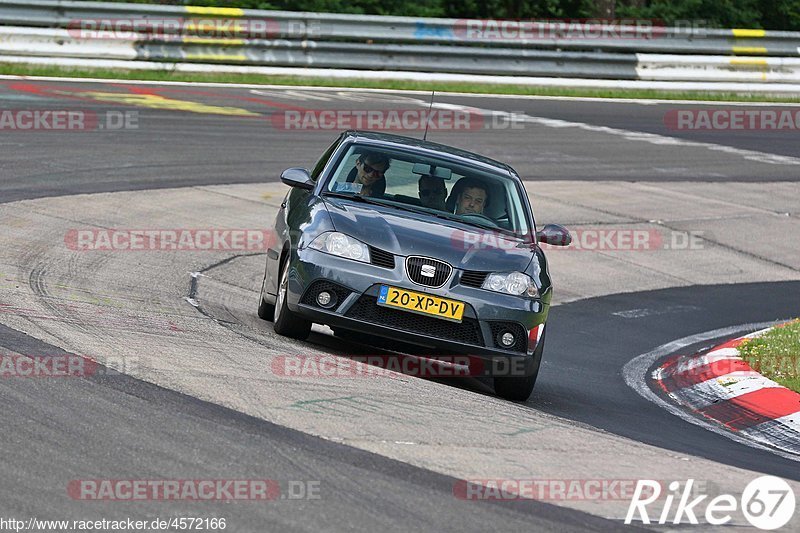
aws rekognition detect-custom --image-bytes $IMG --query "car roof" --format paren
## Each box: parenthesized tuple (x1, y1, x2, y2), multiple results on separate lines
(342, 130, 517, 178)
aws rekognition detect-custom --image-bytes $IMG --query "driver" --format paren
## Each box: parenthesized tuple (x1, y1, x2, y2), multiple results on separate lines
(345, 151, 390, 197)
(454, 179, 490, 215)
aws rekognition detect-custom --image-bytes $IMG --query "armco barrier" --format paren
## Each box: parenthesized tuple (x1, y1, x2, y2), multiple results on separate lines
(0, 26, 136, 59)
(0, 0, 798, 84)
(0, 26, 639, 79)
(139, 40, 640, 79)
(637, 54, 800, 83)
(1, 0, 799, 55)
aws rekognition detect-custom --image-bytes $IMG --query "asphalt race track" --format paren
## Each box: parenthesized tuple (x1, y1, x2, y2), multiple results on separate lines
(1, 79, 798, 204)
(1, 78, 798, 531)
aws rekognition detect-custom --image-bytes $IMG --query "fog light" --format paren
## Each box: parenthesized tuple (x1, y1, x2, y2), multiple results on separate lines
(317, 291, 332, 307)
(500, 332, 515, 347)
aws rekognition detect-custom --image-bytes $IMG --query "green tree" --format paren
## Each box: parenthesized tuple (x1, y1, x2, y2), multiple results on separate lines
(441, 0, 595, 18)
(758, 0, 800, 30)
(616, 0, 762, 28)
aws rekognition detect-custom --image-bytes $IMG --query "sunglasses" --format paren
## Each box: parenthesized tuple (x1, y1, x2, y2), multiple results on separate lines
(361, 161, 386, 176)
(419, 189, 445, 197)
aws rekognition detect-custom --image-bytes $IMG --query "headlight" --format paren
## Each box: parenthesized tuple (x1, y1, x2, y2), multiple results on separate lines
(308, 232, 370, 263)
(482, 272, 539, 298)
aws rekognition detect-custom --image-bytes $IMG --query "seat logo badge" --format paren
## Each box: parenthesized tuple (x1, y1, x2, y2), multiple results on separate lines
(421, 265, 436, 277)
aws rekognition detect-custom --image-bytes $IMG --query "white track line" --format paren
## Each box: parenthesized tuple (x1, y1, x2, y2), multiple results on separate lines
(403, 99, 800, 166)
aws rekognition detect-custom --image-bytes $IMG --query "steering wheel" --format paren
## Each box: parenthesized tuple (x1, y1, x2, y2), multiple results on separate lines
(461, 213, 500, 228)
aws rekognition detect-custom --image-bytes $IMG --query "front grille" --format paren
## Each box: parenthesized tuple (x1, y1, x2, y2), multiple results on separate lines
(406, 256, 452, 288)
(460, 270, 489, 288)
(488, 322, 527, 353)
(369, 246, 395, 269)
(300, 280, 351, 311)
(345, 295, 484, 346)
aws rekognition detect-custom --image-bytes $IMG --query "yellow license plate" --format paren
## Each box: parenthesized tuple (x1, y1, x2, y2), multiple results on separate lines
(377, 285, 465, 322)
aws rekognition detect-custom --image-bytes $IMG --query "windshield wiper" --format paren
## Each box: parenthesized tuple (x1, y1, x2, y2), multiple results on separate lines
(428, 211, 521, 238)
(322, 191, 385, 205)
(322, 192, 425, 215)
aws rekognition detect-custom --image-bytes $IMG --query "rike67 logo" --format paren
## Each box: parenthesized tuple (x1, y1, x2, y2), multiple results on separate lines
(626, 477, 795, 530)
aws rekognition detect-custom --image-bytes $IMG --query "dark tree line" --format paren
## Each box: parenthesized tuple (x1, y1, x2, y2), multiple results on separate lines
(93, 0, 800, 30)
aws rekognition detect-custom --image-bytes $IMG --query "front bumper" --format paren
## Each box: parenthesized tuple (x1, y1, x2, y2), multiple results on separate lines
(285, 248, 549, 376)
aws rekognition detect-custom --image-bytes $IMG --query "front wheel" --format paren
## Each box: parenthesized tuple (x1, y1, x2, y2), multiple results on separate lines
(494, 329, 546, 402)
(257, 273, 275, 321)
(272, 257, 311, 340)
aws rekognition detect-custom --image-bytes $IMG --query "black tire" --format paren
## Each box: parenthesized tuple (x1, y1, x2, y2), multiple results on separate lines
(494, 329, 546, 402)
(272, 256, 311, 340)
(257, 273, 275, 321)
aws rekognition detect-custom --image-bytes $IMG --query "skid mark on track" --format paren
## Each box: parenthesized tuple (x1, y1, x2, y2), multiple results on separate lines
(292, 397, 441, 421)
(500, 426, 554, 437)
(287, 396, 371, 416)
(283, 395, 562, 438)
(613, 305, 702, 319)
(0, 260, 186, 336)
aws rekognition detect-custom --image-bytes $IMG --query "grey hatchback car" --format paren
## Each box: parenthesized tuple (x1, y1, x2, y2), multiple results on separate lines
(258, 131, 570, 401)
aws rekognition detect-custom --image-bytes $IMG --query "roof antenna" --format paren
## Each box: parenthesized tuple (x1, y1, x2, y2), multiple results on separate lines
(423, 90, 435, 142)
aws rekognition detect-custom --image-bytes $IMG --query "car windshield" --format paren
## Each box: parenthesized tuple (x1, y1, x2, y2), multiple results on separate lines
(323, 143, 531, 236)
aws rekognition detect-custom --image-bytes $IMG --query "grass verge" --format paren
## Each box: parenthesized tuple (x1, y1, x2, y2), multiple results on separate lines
(2, 63, 800, 103)
(739, 320, 800, 393)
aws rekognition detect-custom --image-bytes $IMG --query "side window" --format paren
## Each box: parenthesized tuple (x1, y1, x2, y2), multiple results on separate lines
(310, 137, 341, 181)
(328, 151, 360, 191)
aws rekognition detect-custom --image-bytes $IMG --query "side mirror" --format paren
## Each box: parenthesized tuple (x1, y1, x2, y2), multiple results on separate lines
(280, 168, 314, 190)
(536, 224, 572, 246)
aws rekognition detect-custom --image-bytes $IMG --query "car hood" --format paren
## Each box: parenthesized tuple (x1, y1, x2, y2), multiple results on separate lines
(323, 197, 533, 272)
